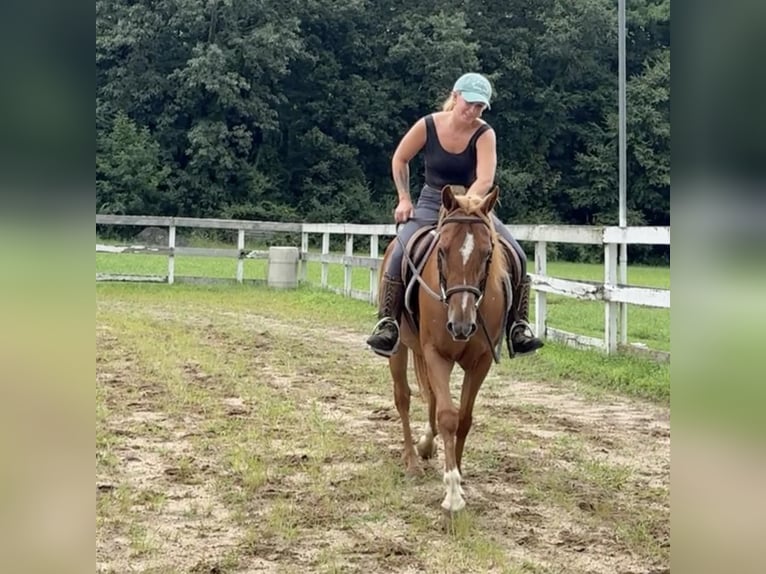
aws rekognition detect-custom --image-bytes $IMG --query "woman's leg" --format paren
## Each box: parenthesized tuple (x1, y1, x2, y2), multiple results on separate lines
(491, 213, 527, 277)
(490, 214, 544, 357)
(367, 188, 442, 357)
(367, 218, 427, 356)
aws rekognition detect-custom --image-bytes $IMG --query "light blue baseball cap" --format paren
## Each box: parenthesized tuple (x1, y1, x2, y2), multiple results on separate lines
(453, 73, 492, 109)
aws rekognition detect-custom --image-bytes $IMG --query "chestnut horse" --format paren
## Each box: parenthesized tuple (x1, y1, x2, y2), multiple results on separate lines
(380, 185, 509, 512)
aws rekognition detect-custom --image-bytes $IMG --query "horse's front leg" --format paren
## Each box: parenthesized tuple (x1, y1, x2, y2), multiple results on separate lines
(455, 352, 493, 474)
(412, 353, 437, 460)
(389, 348, 420, 475)
(424, 345, 463, 512)
(416, 387, 437, 459)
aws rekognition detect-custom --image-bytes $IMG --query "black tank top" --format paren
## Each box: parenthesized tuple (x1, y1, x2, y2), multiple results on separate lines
(424, 114, 490, 189)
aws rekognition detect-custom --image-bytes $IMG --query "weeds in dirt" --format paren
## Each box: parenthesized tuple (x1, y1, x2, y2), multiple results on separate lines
(97, 284, 669, 573)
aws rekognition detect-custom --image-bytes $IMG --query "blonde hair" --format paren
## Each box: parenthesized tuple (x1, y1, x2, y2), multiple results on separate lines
(441, 92, 457, 111)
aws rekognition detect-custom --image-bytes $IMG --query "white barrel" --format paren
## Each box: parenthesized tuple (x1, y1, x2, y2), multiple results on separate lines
(267, 246, 299, 289)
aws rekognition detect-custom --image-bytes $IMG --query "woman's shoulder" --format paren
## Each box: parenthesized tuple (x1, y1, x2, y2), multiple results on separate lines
(429, 111, 450, 124)
(476, 119, 493, 130)
(474, 119, 495, 138)
(416, 112, 443, 125)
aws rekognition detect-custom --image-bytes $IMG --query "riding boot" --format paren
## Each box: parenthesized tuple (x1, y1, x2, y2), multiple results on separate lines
(366, 273, 405, 357)
(506, 274, 545, 358)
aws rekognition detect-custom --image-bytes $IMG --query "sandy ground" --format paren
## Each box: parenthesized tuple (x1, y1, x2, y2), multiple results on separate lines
(97, 304, 669, 574)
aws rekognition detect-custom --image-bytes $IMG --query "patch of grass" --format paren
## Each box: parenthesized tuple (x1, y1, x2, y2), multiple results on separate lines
(96, 250, 669, 350)
(97, 281, 668, 403)
(97, 483, 134, 523)
(495, 342, 669, 402)
(96, 397, 119, 473)
(134, 488, 168, 512)
(314, 551, 345, 574)
(128, 522, 156, 557)
(579, 458, 631, 494)
(265, 499, 301, 542)
(227, 445, 269, 494)
(428, 515, 513, 572)
(615, 511, 669, 561)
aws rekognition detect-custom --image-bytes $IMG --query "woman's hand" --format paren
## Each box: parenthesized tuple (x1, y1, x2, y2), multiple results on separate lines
(394, 198, 415, 223)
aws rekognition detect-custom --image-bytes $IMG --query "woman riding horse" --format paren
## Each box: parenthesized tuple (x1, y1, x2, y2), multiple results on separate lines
(367, 72, 544, 358)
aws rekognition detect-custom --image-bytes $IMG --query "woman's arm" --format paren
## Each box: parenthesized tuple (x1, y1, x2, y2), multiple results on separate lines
(466, 128, 497, 198)
(391, 118, 427, 222)
(392, 118, 427, 201)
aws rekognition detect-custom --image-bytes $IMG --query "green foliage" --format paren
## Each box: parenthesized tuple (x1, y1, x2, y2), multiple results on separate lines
(96, 0, 670, 261)
(96, 111, 171, 214)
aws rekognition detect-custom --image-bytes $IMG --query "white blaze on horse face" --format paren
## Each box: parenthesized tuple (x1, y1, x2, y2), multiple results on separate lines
(460, 232, 475, 266)
(459, 233, 475, 312)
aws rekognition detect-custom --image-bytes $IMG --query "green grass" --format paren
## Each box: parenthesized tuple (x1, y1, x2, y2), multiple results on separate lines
(97, 246, 669, 364)
(95, 281, 669, 403)
(96, 236, 670, 402)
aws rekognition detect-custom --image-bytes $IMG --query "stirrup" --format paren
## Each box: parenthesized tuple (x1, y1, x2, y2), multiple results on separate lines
(507, 320, 543, 358)
(368, 317, 400, 358)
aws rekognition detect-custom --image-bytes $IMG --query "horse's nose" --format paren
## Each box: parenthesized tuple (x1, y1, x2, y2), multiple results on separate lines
(447, 321, 477, 340)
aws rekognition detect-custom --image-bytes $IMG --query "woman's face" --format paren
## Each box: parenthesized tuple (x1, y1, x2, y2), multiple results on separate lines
(454, 92, 487, 123)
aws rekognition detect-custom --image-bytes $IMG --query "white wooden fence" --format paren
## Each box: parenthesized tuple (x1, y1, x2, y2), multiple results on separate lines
(96, 214, 670, 360)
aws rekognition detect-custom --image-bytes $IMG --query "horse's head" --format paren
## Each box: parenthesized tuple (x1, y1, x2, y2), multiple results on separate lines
(436, 185, 503, 341)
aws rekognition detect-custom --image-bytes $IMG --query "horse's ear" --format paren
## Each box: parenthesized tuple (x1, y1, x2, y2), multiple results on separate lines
(442, 185, 458, 212)
(481, 185, 499, 214)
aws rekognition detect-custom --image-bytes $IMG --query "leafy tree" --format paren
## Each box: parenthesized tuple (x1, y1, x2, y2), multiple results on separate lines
(96, 0, 670, 263)
(96, 111, 171, 214)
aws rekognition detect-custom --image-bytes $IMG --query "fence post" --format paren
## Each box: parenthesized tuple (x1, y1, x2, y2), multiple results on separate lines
(236, 229, 245, 283)
(620, 243, 628, 345)
(344, 234, 354, 296)
(604, 242, 618, 354)
(300, 231, 309, 283)
(370, 234, 379, 305)
(321, 232, 330, 289)
(168, 224, 176, 285)
(534, 241, 547, 339)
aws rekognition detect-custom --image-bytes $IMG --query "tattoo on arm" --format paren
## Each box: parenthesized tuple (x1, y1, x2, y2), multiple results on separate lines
(394, 164, 410, 201)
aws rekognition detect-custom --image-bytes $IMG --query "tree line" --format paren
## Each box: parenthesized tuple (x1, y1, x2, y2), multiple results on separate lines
(96, 0, 669, 261)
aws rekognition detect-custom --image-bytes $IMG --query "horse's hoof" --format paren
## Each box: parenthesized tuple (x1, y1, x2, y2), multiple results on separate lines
(416, 440, 436, 460)
(440, 497, 466, 514)
(402, 451, 424, 476)
(405, 463, 424, 477)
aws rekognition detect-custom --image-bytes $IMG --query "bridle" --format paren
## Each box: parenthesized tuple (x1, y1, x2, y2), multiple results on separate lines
(436, 212, 494, 308)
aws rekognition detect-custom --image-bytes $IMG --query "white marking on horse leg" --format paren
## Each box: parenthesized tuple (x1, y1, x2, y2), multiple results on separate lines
(460, 232, 475, 265)
(441, 468, 465, 512)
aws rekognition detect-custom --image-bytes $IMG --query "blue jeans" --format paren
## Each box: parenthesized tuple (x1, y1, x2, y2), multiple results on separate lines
(386, 185, 527, 280)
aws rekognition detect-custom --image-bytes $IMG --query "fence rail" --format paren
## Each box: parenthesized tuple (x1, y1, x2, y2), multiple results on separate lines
(96, 214, 670, 360)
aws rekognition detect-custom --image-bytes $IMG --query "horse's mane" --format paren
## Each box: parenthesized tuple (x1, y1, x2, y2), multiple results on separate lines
(443, 195, 508, 293)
